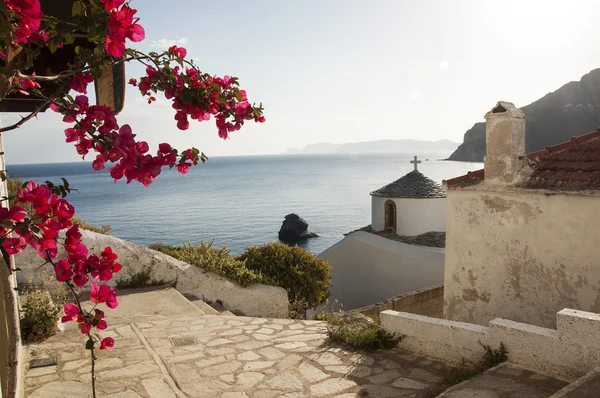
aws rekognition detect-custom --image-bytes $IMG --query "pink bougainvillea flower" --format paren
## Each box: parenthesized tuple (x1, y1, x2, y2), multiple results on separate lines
(73, 272, 89, 288)
(99, 0, 125, 10)
(52, 198, 75, 221)
(61, 303, 80, 323)
(127, 23, 145, 42)
(54, 259, 73, 282)
(100, 337, 115, 350)
(97, 320, 108, 330)
(9, 206, 27, 223)
(105, 4, 145, 57)
(105, 35, 126, 57)
(177, 163, 190, 174)
(90, 282, 119, 309)
(6, 0, 44, 43)
(3, 237, 27, 255)
(80, 322, 92, 334)
(168, 45, 187, 59)
(14, 73, 41, 95)
(69, 73, 94, 94)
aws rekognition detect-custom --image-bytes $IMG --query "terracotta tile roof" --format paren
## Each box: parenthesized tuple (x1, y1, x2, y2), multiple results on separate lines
(370, 170, 446, 198)
(443, 169, 485, 188)
(526, 129, 600, 185)
(444, 129, 600, 191)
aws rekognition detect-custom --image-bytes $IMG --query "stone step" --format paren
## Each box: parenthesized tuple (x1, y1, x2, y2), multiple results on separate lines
(550, 367, 600, 397)
(187, 298, 220, 315)
(180, 293, 238, 316)
(435, 363, 569, 397)
(64, 285, 206, 330)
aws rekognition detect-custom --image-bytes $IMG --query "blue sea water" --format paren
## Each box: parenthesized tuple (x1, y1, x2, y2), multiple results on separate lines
(7, 154, 481, 255)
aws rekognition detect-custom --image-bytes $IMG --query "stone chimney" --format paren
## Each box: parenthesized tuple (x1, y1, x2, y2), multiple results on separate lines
(484, 101, 526, 183)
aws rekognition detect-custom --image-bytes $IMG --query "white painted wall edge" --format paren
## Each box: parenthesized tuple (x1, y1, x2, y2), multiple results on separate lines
(380, 309, 600, 382)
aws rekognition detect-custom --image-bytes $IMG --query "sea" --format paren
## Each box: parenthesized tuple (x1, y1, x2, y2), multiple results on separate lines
(7, 153, 482, 255)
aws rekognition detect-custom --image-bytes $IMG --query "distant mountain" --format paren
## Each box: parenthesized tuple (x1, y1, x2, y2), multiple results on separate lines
(449, 68, 600, 161)
(284, 139, 459, 155)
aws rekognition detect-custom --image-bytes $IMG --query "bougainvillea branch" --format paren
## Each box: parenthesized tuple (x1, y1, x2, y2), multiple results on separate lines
(0, 0, 265, 396)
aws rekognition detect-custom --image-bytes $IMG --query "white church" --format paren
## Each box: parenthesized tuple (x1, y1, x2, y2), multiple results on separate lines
(370, 156, 446, 236)
(317, 157, 447, 312)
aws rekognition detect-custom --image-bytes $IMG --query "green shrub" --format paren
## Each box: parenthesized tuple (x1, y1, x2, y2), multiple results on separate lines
(150, 241, 270, 287)
(236, 242, 331, 309)
(20, 290, 60, 343)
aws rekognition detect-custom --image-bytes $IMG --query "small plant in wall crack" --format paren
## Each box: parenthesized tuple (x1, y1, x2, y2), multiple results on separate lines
(319, 311, 404, 352)
(115, 264, 172, 289)
(420, 341, 509, 398)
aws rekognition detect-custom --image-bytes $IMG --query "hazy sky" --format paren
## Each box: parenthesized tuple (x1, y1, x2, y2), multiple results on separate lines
(2, 0, 600, 163)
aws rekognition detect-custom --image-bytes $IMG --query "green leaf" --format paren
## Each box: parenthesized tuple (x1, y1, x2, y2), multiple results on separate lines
(93, 46, 104, 59)
(72, 1, 85, 17)
(85, 339, 94, 350)
(64, 32, 75, 46)
(0, 219, 13, 229)
(48, 40, 57, 54)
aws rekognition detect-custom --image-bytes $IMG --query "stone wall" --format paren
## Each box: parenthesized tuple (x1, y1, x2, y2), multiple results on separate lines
(355, 284, 443, 319)
(16, 230, 289, 318)
(445, 188, 600, 328)
(381, 308, 600, 381)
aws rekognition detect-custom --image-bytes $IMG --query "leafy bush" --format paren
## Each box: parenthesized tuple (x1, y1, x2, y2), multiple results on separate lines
(236, 242, 331, 309)
(318, 311, 403, 352)
(150, 241, 270, 287)
(7, 176, 111, 235)
(20, 290, 60, 343)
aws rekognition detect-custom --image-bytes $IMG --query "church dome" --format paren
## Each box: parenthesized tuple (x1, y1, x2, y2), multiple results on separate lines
(370, 170, 446, 199)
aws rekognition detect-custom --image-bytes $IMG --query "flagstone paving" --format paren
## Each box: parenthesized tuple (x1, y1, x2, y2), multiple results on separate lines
(23, 314, 456, 398)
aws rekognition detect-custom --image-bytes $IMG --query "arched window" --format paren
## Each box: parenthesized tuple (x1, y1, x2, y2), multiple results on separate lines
(384, 200, 396, 232)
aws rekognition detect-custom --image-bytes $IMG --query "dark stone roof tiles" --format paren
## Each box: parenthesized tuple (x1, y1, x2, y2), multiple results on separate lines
(370, 170, 446, 198)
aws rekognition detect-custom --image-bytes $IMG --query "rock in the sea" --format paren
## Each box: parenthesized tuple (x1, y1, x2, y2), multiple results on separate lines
(278, 213, 319, 242)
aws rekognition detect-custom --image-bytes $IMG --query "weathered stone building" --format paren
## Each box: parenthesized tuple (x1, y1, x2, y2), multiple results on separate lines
(443, 101, 600, 328)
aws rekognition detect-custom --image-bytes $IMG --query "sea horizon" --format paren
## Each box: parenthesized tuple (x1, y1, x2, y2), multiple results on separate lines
(6, 153, 482, 255)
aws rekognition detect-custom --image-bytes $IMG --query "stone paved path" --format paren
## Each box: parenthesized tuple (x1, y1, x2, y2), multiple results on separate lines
(23, 314, 455, 398)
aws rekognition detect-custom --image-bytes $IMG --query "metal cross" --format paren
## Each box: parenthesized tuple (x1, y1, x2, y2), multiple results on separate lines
(410, 155, 421, 171)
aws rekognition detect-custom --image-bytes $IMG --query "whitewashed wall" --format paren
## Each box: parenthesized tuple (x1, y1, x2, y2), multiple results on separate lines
(17, 230, 289, 318)
(372, 196, 446, 235)
(317, 231, 444, 312)
(445, 188, 600, 328)
(381, 308, 600, 381)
